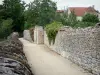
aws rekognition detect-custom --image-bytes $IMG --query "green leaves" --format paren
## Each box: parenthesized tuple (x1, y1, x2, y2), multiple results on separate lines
(0, 0, 25, 39)
(55, 11, 77, 27)
(55, 12, 98, 28)
(25, 0, 57, 27)
(2, 0, 25, 32)
(0, 19, 13, 39)
(74, 22, 95, 28)
(82, 13, 99, 23)
(45, 21, 63, 44)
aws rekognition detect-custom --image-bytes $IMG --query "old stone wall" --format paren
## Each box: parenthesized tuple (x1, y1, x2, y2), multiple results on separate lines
(34, 26, 44, 44)
(23, 30, 33, 42)
(44, 26, 100, 75)
(23, 26, 44, 44)
(0, 32, 33, 75)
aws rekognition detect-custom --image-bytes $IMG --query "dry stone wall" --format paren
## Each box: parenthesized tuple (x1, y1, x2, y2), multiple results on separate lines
(44, 26, 100, 75)
(0, 32, 33, 75)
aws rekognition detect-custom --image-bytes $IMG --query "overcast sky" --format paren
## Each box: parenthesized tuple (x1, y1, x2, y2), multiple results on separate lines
(0, 0, 100, 11)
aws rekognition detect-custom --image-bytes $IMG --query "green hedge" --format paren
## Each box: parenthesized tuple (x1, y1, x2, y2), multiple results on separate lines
(45, 21, 63, 45)
(82, 13, 99, 23)
(73, 22, 95, 28)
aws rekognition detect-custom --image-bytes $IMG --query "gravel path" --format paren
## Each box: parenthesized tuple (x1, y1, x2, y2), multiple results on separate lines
(20, 38, 92, 75)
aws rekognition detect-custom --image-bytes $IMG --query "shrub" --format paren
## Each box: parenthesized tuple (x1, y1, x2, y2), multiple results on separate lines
(45, 21, 63, 45)
(55, 13, 69, 25)
(67, 11, 77, 27)
(0, 18, 13, 39)
(74, 22, 95, 28)
(55, 11, 77, 27)
(82, 13, 99, 23)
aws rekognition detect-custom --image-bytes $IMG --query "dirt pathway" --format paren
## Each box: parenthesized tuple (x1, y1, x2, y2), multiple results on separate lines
(20, 38, 92, 75)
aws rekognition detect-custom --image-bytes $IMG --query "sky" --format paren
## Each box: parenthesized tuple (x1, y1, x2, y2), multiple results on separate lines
(0, 0, 100, 11)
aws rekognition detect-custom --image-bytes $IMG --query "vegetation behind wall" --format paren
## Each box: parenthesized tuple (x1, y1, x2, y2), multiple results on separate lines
(45, 21, 63, 45)
(55, 12, 99, 28)
(25, 0, 57, 27)
(0, 18, 13, 39)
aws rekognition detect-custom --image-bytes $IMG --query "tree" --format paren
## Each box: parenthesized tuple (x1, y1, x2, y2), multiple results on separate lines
(0, 18, 13, 39)
(0, 5, 6, 20)
(3, 0, 26, 32)
(55, 12, 69, 25)
(25, 0, 41, 29)
(55, 10, 77, 27)
(82, 13, 99, 23)
(67, 11, 77, 27)
(25, 0, 57, 28)
(39, 0, 57, 26)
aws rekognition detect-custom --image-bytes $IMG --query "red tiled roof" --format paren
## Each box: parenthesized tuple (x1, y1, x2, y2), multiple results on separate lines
(69, 7, 97, 16)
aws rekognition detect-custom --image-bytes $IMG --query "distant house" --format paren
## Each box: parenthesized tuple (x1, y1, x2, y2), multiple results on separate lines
(67, 6, 99, 21)
(57, 6, 99, 21)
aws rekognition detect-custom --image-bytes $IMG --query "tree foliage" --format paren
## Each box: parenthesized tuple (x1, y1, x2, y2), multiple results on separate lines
(45, 21, 63, 44)
(55, 11, 77, 27)
(0, 0, 26, 39)
(55, 12, 98, 28)
(55, 12, 69, 25)
(67, 11, 77, 27)
(24, 0, 41, 29)
(2, 0, 26, 32)
(25, 0, 57, 28)
(74, 22, 95, 28)
(82, 13, 99, 23)
(0, 18, 13, 39)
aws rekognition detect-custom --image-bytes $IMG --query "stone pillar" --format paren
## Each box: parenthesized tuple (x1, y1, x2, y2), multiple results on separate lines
(34, 26, 44, 44)
(34, 26, 37, 43)
(23, 30, 33, 42)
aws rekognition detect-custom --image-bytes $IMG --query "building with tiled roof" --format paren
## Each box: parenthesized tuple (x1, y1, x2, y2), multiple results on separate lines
(67, 6, 99, 20)
(57, 6, 99, 21)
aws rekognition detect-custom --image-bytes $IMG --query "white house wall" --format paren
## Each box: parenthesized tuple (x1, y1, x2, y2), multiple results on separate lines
(77, 16, 82, 21)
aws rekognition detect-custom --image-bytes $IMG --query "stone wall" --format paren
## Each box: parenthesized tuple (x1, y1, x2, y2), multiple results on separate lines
(34, 26, 44, 44)
(23, 30, 33, 42)
(23, 26, 44, 44)
(0, 32, 33, 75)
(44, 26, 100, 75)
